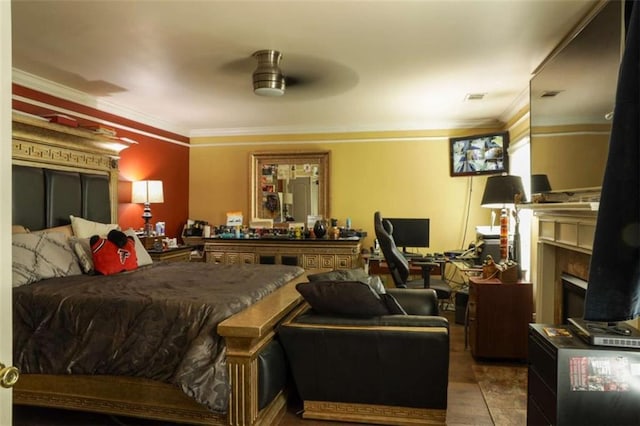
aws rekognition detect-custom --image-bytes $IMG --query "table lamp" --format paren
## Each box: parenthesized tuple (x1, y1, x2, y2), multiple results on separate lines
(481, 175, 526, 264)
(132, 180, 164, 236)
(531, 174, 552, 203)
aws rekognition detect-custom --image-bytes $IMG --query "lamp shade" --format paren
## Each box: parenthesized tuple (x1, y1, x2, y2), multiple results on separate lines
(481, 175, 526, 208)
(132, 180, 164, 204)
(531, 174, 552, 193)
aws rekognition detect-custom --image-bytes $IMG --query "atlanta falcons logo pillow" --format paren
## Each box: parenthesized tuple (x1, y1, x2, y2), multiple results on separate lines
(90, 229, 138, 275)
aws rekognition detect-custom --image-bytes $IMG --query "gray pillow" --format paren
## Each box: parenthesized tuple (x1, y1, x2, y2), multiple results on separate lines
(12, 232, 82, 287)
(367, 275, 386, 294)
(307, 268, 369, 283)
(296, 280, 405, 318)
(70, 236, 94, 274)
(308, 268, 387, 294)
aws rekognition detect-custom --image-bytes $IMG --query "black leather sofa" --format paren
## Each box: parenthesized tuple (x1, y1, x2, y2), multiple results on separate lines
(279, 287, 449, 425)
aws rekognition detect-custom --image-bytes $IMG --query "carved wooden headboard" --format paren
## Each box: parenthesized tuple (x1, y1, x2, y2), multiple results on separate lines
(11, 113, 132, 231)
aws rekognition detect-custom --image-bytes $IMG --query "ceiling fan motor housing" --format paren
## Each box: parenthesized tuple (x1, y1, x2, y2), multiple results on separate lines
(252, 50, 286, 96)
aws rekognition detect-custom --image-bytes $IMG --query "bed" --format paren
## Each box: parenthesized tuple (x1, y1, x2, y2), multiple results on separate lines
(11, 113, 311, 425)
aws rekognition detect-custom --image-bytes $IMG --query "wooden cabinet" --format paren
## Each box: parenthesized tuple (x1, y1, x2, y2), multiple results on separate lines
(204, 238, 362, 270)
(468, 277, 533, 360)
(148, 246, 193, 262)
(528, 324, 640, 425)
(139, 235, 165, 250)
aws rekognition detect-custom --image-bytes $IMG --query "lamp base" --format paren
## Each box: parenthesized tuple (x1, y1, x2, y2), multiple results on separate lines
(499, 208, 509, 262)
(143, 221, 154, 237)
(142, 202, 153, 236)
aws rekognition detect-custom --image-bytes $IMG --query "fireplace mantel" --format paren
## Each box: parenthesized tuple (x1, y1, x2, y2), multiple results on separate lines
(526, 202, 599, 324)
(528, 202, 599, 213)
(531, 204, 598, 254)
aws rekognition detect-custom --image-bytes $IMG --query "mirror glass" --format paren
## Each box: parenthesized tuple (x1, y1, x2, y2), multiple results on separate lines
(250, 151, 330, 225)
(530, 0, 622, 190)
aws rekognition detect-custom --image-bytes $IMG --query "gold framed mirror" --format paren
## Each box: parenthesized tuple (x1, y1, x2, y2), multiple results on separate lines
(250, 151, 330, 226)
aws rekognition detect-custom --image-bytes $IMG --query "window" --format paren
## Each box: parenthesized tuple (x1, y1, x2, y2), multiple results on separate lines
(509, 136, 531, 281)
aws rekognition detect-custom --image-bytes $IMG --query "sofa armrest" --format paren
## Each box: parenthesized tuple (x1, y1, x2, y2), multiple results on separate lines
(387, 288, 440, 315)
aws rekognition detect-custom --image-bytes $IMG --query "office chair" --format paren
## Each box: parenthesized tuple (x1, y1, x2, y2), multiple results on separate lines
(374, 211, 452, 304)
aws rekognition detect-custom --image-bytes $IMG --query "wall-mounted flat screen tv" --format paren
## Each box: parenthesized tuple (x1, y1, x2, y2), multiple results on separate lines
(449, 132, 509, 177)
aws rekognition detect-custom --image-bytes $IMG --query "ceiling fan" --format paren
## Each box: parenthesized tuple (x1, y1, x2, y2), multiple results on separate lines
(252, 50, 286, 96)
(217, 49, 358, 99)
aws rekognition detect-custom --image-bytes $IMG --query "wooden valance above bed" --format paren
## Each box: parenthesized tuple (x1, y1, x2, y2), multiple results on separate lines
(12, 112, 134, 226)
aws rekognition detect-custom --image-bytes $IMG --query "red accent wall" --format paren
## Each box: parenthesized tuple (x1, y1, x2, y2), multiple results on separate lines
(12, 84, 190, 238)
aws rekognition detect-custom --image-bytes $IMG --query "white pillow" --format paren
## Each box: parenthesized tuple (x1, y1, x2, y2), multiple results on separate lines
(70, 215, 119, 238)
(124, 228, 153, 267)
(12, 232, 82, 287)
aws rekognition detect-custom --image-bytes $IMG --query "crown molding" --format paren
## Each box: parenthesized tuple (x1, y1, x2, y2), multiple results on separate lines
(500, 86, 530, 126)
(12, 69, 189, 136)
(189, 117, 505, 138)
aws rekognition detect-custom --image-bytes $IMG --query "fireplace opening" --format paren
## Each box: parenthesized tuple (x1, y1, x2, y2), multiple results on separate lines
(561, 273, 587, 324)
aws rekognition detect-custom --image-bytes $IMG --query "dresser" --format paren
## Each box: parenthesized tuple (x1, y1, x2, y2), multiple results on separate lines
(467, 276, 533, 360)
(528, 323, 640, 425)
(203, 238, 362, 270)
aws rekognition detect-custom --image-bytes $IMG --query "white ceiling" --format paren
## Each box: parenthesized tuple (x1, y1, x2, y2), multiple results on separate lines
(11, 0, 600, 137)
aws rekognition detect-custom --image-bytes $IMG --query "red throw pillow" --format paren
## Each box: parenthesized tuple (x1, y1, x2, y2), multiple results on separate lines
(91, 237, 138, 275)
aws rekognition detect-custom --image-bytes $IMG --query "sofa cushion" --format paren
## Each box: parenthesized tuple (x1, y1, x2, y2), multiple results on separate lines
(296, 280, 405, 318)
(307, 268, 386, 294)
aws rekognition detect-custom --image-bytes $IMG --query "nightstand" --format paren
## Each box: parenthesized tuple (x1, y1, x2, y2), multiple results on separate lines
(467, 276, 533, 360)
(147, 245, 193, 263)
(139, 235, 165, 250)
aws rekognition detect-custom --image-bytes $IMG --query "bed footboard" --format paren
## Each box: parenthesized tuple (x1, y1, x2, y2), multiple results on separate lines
(14, 270, 315, 426)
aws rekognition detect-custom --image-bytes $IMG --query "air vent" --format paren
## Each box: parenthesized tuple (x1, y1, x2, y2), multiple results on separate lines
(464, 93, 486, 101)
(540, 90, 562, 98)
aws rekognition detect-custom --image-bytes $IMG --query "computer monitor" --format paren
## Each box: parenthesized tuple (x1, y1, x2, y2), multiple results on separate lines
(385, 218, 430, 254)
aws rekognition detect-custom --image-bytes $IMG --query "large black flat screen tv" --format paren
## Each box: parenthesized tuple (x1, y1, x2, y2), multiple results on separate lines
(386, 218, 430, 254)
(449, 131, 509, 177)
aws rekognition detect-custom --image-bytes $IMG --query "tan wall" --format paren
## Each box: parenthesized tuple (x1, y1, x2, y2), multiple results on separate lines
(189, 130, 504, 254)
(531, 125, 610, 190)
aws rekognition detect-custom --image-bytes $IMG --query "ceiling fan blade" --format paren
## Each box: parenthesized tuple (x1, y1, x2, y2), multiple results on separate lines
(218, 56, 254, 74)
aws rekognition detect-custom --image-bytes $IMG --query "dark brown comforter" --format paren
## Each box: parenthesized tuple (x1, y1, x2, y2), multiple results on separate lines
(13, 262, 304, 413)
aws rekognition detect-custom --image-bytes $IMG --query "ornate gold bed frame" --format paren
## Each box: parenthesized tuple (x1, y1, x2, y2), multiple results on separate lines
(11, 112, 311, 425)
(14, 277, 310, 426)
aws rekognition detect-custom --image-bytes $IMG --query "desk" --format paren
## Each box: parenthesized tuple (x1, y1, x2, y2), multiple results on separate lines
(366, 256, 442, 276)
